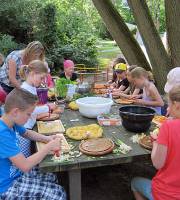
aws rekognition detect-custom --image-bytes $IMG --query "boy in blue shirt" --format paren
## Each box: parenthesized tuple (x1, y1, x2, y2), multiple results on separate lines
(0, 88, 66, 199)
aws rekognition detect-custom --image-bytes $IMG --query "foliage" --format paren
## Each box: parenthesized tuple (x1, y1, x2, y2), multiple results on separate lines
(0, 34, 19, 56)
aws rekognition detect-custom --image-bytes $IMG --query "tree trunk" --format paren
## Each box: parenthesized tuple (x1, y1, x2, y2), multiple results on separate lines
(165, 0, 180, 66)
(92, 0, 151, 71)
(127, 0, 171, 93)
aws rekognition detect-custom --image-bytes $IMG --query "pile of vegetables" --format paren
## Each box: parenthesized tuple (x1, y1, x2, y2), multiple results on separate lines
(55, 78, 77, 98)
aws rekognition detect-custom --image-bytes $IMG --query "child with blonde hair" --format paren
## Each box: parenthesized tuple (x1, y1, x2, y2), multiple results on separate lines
(0, 41, 45, 93)
(19, 60, 58, 157)
(131, 67, 164, 114)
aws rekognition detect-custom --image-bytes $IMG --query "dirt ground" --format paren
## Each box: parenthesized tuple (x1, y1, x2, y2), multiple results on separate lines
(59, 158, 156, 200)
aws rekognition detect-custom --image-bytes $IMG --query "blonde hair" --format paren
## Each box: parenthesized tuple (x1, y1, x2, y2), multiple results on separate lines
(5, 88, 38, 113)
(169, 85, 180, 102)
(23, 41, 45, 64)
(19, 60, 48, 80)
(130, 66, 154, 81)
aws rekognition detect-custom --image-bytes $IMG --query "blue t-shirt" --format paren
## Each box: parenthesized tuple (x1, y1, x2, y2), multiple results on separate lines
(0, 120, 26, 194)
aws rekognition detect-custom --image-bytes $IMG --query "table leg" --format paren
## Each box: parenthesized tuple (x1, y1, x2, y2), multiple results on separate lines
(69, 169, 81, 200)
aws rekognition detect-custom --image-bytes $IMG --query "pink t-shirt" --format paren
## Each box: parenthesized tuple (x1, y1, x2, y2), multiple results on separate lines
(152, 119, 180, 200)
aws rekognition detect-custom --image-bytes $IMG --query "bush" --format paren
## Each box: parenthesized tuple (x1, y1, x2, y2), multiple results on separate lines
(0, 34, 19, 56)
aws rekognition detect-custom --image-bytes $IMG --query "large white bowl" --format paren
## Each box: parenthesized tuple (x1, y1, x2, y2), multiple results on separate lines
(76, 97, 113, 118)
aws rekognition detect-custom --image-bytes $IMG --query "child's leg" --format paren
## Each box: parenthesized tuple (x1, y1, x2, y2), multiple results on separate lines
(1, 172, 66, 200)
(131, 177, 153, 200)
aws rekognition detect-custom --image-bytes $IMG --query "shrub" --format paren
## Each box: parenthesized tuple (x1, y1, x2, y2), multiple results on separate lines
(0, 34, 19, 56)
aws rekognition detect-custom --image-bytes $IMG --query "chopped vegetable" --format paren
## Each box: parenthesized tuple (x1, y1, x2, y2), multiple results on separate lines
(113, 139, 132, 154)
(130, 133, 146, 144)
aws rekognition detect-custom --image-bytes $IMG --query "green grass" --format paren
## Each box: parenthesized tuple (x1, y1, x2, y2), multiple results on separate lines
(97, 40, 122, 68)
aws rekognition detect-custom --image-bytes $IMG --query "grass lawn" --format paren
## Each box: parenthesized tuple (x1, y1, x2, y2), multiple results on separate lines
(97, 40, 122, 68)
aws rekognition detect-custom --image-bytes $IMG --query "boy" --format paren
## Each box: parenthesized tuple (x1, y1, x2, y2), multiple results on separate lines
(0, 88, 66, 199)
(131, 85, 180, 200)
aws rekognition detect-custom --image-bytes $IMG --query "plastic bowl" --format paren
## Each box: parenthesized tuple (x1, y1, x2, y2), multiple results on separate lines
(119, 105, 155, 133)
(76, 97, 113, 118)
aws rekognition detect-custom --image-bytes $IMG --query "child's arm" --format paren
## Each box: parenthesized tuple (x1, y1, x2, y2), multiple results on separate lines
(151, 141, 167, 169)
(23, 129, 57, 143)
(134, 85, 164, 107)
(10, 138, 60, 172)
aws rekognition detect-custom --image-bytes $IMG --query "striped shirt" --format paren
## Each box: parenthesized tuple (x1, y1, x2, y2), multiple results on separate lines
(0, 50, 22, 86)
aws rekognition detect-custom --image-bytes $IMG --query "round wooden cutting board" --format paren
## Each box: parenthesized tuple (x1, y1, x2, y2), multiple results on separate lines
(38, 113, 59, 121)
(79, 138, 114, 156)
(139, 136, 152, 150)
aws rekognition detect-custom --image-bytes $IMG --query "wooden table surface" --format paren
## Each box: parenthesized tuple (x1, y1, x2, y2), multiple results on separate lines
(37, 104, 153, 200)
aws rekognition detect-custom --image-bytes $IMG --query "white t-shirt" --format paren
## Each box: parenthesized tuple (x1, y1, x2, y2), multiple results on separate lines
(21, 82, 49, 129)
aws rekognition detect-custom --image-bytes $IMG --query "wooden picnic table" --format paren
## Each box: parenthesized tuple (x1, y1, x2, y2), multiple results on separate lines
(37, 104, 152, 200)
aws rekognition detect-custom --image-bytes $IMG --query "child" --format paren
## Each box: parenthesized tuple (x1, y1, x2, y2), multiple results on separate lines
(107, 56, 126, 85)
(60, 60, 78, 81)
(19, 60, 57, 157)
(131, 85, 180, 200)
(0, 88, 66, 199)
(20, 60, 57, 128)
(131, 67, 164, 115)
(111, 63, 129, 96)
(113, 65, 142, 99)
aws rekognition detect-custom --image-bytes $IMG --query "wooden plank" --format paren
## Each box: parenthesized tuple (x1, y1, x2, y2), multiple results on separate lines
(69, 169, 81, 200)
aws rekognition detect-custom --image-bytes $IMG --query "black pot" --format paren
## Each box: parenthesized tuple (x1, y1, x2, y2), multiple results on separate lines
(119, 105, 155, 133)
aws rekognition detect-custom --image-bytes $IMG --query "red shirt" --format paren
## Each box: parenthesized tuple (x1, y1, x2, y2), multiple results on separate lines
(152, 119, 180, 200)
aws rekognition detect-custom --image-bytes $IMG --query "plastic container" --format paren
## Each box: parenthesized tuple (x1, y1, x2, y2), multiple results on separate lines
(97, 114, 121, 126)
(37, 88, 48, 104)
(76, 97, 113, 118)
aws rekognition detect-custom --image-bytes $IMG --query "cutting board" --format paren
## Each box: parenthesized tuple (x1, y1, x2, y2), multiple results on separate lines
(37, 120, 65, 135)
(79, 138, 114, 156)
(36, 134, 70, 153)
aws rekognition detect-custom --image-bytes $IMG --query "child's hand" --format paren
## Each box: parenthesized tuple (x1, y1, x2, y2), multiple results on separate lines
(130, 95, 140, 100)
(133, 99, 146, 105)
(47, 103, 57, 111)
(47, 138, 61, 152)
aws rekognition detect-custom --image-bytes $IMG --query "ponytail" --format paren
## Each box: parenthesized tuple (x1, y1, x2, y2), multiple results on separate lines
(19, 60, 48, 81)
(19, 65, 29, 80)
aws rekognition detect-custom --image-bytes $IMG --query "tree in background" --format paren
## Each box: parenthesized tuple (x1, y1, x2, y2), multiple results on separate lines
(92, 0, 180, 93)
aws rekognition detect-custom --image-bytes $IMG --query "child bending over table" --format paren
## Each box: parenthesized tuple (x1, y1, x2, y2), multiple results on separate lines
(107, 56, 126, 86)
(111, 63, 129, 96)
(130, 67, 164, 115)
(131, 85, 180, 200)
(19, 60, 58, 157)
(0, 88, 66, 199)
(113, 65, 143, 99)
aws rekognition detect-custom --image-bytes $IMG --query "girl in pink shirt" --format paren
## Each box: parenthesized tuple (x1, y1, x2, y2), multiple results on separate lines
(131, 85, 180, 200)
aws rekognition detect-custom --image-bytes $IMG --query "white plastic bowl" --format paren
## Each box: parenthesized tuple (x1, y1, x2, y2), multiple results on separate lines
(76, 97, 113, 118)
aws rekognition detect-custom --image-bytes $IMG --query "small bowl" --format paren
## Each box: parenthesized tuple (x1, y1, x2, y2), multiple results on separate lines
(119, 105, 155, 133)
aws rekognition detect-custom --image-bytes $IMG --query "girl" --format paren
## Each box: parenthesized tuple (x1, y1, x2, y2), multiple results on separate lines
(19, 60, 57, 157)
(107, 56, 126, 85)
(131, 85, 180, 200)
(60, 60, 78, 81)
(0, 41, 45, 93)
(131, 67, 164, 115)
(113, 65, 142, 99)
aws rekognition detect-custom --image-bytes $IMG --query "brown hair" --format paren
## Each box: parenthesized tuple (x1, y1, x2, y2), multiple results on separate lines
(23, 41, 45, 65)
(169, 85, 180, 102)
(19, 60, 48, 80)
(4, 88, 38, 113)
(127, 65, 137, 72)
